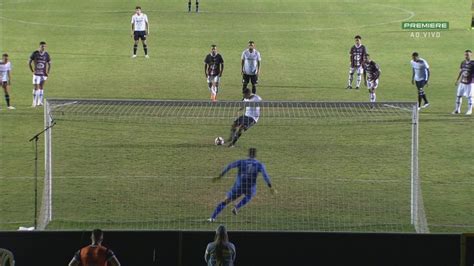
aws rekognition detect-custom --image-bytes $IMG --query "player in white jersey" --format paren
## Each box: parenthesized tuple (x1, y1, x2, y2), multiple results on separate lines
(0, 53, 15, 109)
(452, 50, 473, 115)
(131, 6, 149, 58)
(410, 52, 430, 110)
(241, 41, 261, 94)
(228, 88, 262, 147)
(188, 0, 199, 13)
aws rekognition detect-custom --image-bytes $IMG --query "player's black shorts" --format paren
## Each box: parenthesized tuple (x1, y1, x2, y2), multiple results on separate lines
(134, 31, 147, 41)
(242, 74, 258, 85)
(233, 115, 256, 130)
(415, 80, 427, 89)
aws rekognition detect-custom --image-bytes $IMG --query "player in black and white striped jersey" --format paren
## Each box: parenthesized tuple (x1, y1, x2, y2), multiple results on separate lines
(347, 35, 367, 90)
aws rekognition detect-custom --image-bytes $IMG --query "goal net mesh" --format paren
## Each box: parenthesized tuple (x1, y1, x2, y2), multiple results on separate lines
(40, 99, 427, 232)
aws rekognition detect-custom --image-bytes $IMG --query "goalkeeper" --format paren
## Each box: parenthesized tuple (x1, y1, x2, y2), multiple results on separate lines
(208, 148, 276, 222)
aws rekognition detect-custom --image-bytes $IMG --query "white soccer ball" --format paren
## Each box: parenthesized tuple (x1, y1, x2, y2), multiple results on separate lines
(214, 137, 225, 145)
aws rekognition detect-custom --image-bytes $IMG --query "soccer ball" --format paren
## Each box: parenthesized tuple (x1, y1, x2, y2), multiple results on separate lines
(214, 137, 225, 145)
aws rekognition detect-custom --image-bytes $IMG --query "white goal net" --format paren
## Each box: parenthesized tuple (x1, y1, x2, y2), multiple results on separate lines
(40, 99, 428, 233)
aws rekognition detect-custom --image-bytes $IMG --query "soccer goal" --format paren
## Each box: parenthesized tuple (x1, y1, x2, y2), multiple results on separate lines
(39, 99, 428, 233)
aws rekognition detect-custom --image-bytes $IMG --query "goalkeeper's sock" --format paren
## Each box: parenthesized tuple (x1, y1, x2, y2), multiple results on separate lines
(211, 202, 227, 219)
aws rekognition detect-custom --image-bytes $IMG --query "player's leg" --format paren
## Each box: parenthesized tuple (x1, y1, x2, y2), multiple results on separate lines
(233, 188, 256, 215)
(347, 67, 354, 89)
(368, 88, 374, 102)
(453, 96, 462, 114)
(210, 187, 241, 221)
(230, 117, 254, 147)
(210, 197, 233, 221)
(142, 37, 148, 57)
(355, 66, 363, 89)
(32, 76, 39, 107)
(188, 0, 191, 12)
(207, 76, 213, 100)
(2, 82, 13, 109)
(211, 80, 218, 101)
(195, 0, 199, 12)
(229, 125, 244, 147)
(466, 85, 472, 115)
(453, 84, 464, 114)
(38, 78, 46, 106)
(250, 75, 258, 94)
(467, 96, 472, 115)
(242, 74, 250, 92)
(228, 119, 239, 142)
(369, 80, 378, 103)
(132, 32, 139, 57)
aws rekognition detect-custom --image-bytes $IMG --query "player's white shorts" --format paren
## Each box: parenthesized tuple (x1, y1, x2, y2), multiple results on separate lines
(349, 66, 364, 75)
(367, 79, 378, 89)
(207, 75, 220, 84)
(32, 75, 47, 85)
(457, 83, 472, 97)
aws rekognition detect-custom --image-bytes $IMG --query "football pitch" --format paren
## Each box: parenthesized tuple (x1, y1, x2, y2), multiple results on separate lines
(0, 0, 473, 232)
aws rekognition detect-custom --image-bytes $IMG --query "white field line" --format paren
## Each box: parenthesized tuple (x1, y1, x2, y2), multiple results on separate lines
(0, 4, 415, 33)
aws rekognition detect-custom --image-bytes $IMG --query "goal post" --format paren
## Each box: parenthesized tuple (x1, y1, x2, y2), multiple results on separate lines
(40, 99, 428, 233)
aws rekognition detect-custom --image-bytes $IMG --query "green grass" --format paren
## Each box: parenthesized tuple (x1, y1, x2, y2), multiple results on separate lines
(0, 0, 473, 232)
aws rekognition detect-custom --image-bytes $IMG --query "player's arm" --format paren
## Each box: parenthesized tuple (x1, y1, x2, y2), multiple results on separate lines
(241, 59, 245, 75)
(108, 256, 121, 266)
(145, 16, 149, 35)
(46, 60, 51, 75)
(425, 68, 430, 86)
(411, 68, 415, 85)
(257, 53, 261, 75)
(204, 244, 211, 263)
(259, 163, 276, 194)
(363, 68, 367, 86)
(204, 62, 208, 78)
(7, 69, 11, 85)
(28, 55, 34, 73)
(219, 60, 224, 77)
(131, 18, 135, 37)
(213, 160, 240, 182)
(454, 64, 462, 86)
(68, 250, 81, 266)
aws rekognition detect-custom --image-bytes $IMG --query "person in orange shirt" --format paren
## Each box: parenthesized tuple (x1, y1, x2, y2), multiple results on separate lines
(68, 229, 121, 266)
